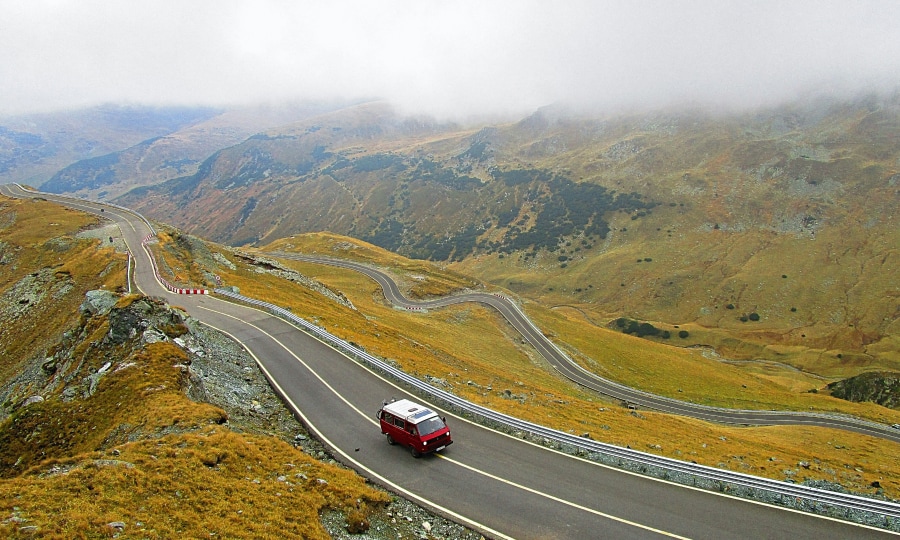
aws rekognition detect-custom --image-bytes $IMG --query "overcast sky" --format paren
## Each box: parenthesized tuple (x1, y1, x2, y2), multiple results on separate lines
(2, 1, 899, 120)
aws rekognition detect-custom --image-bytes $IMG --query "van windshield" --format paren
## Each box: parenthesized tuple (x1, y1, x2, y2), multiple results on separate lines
(416, 416, 446, 436)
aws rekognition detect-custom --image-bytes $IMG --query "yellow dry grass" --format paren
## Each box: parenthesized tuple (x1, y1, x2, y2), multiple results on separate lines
(1, 429, 384, 539)
(471, 207, 899, 368)
(266, 231, 479, 298)
(149, 230, 211, 287)
(0, 339, 389, 539)
(530, 304, 900, 424)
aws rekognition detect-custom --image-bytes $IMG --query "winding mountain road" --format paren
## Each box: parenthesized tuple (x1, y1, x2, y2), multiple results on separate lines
(270, 251, 900, 444)
(3, 183, 898, 539)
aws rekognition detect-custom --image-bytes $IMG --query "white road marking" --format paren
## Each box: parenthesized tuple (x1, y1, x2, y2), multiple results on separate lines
(197, 307, 516, 540)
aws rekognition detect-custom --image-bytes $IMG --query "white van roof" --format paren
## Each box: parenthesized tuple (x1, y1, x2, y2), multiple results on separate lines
(381, 399, 438, 424)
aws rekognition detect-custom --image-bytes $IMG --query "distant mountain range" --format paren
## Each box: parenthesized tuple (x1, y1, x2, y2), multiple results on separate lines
(3, 93, 898, 369)
(0, 104, 219, 185)
(0, 101, 354, 193)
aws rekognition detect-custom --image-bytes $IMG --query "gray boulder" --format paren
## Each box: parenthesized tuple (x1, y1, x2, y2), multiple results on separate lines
(80, 290, 119, 316)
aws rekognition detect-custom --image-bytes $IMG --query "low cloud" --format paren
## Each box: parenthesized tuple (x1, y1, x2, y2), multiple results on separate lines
(1, 1, 898, 119)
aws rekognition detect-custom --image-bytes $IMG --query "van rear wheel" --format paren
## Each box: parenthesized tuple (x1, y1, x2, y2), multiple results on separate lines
(386, 434, 396, 445)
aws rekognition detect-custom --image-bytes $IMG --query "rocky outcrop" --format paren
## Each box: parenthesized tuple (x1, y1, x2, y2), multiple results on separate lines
(80, 289, 119, 316)
(1, 293, 192, 412)
(827, 372, 900, 410)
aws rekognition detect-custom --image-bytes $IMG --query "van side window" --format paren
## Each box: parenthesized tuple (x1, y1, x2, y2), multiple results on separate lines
(385, 413, 402, 428)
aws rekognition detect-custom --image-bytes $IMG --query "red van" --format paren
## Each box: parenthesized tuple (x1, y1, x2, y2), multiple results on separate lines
(377, 398, 453, 457)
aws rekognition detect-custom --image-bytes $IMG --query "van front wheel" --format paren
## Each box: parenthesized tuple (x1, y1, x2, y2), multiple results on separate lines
(410, 446, 421, 458)
(386, 434, 396, 445)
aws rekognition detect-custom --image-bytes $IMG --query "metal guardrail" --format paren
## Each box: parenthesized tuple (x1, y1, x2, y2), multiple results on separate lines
(214, 287, 900, 531)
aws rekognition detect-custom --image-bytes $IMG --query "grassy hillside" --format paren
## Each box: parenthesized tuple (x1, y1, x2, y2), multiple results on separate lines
(117, 101, 471, 247)
(450, 97, 900, 378)
(0, 298, 393, 538)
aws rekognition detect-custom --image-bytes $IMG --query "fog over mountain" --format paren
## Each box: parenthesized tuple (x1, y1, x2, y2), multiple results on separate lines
(2, 1, 899, 121)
